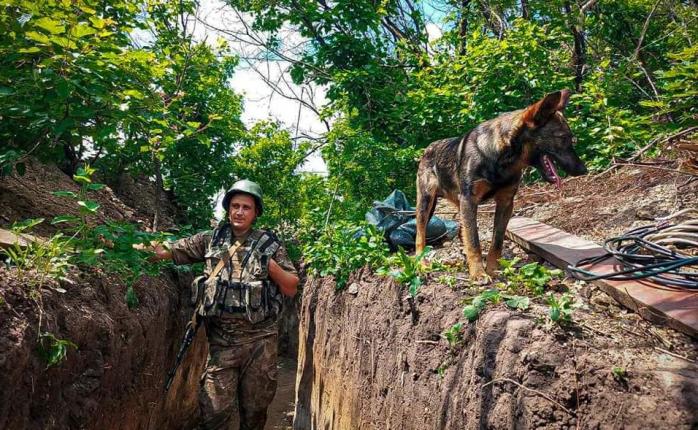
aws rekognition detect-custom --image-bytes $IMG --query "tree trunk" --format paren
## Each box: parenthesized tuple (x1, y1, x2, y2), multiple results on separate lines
(61, 143, 79, 177)
(458, 0, 471, 56)
(152, 154, 163, 232)
(564, 2, 587, 92)
(479, 2, 504, 39)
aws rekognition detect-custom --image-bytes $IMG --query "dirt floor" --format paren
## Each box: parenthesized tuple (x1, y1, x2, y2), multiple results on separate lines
(296, 163, 697, 429)
(265, 357, 297, 430)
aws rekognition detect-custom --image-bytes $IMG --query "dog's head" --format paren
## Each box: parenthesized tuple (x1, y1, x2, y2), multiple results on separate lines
(517, 90, 587, 187)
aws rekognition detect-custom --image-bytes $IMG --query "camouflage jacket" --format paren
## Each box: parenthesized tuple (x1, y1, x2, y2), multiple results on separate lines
(170, 224, 297, 346)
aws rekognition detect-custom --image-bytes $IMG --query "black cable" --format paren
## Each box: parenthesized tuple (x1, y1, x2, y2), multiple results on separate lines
(568, 221, 698, 289)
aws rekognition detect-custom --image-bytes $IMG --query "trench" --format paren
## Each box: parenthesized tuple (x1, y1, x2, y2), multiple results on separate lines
(1, 162, 697, 429)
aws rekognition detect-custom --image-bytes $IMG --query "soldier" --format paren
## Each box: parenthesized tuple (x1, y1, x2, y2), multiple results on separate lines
(146, 179, 299, 430)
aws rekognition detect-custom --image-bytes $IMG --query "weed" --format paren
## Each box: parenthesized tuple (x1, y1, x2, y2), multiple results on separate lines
(50, 165, 104, 241)
(498, 257, 562, 296)
(50, 166, 169, 307)
(125, 285, 140, 309)
(442, 322, 464, 348)
(437, 274, 457, 289)
(611, 366, 628, 382)
(462, 288, 530, 322)
(379, 246, 431, 298)
(37, 332, 77, 368)
(5, 218, 73, 290)
(304, 222, 389, 290)
(504, 295, 530, 310)
(546, 293, 577, 324)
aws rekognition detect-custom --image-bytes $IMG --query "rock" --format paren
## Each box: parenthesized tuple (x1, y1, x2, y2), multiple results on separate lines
(347, 282, 359, 295)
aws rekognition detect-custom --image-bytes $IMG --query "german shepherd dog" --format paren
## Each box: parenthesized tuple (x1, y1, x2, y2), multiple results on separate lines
(415, 90, 587, 283)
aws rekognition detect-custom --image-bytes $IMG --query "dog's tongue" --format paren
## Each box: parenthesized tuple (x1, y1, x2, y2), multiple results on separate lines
(542, 155, 561, 190)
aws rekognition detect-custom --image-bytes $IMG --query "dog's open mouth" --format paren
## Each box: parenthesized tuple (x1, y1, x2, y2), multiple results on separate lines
(542, 155, 562, 190)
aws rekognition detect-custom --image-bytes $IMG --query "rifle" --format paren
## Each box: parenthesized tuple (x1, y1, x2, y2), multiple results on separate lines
(164, 314, 201, 392)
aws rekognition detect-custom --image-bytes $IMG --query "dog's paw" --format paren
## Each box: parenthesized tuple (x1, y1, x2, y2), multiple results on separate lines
(470, 272, 492, 286)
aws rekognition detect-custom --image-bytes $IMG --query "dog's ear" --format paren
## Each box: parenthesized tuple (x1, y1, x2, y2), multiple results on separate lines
(521, 90, 570, 128)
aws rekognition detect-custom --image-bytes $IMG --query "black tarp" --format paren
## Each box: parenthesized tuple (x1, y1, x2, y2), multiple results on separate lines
(365, 190, 458, 249)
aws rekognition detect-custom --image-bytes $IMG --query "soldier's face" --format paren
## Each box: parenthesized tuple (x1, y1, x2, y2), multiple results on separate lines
(228, 194, 256, 232)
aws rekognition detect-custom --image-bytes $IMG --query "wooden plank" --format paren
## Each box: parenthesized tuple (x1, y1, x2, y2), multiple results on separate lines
(506, 217, 698, 339)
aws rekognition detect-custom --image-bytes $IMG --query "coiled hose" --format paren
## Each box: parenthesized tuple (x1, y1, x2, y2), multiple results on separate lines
(568, 208, 698, 289)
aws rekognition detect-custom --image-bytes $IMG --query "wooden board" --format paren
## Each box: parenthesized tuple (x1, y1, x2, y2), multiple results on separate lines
(506, 216, 698, 339)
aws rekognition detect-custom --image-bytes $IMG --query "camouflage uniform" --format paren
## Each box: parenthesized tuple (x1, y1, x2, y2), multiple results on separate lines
(170, 224, 297, 430)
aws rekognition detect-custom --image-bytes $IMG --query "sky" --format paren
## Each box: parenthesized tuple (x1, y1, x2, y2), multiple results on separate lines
(194, 0, 330, 174)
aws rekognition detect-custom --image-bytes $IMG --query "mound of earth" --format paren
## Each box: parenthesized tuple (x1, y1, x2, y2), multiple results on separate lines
(296, 269, 696, 429)
(0, 159, 180, 236)
(296, 164, 697, 429)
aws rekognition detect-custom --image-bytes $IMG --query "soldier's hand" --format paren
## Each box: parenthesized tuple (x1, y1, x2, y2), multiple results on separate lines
(133, 241, 173, 262)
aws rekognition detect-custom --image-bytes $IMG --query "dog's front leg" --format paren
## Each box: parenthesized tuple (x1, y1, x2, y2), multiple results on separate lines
(459, 193, 489, 284)
(486, 186, 517, 275)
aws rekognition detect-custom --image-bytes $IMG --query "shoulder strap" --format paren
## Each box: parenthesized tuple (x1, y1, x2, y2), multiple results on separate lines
(207, 242, 243, 283)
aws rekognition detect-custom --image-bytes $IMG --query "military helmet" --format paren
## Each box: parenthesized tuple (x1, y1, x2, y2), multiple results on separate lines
(222, 179, 263, 216)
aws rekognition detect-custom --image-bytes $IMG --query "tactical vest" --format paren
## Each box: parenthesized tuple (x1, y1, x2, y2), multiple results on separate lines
(191, 225, 282, 324)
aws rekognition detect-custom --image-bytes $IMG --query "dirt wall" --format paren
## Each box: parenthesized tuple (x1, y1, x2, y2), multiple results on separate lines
(0, 267, 207, 429)
(0, 160, 207, 429)
(295, 268, 698, 429)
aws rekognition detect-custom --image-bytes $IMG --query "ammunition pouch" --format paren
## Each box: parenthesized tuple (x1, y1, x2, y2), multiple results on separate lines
(196, 278, 275, 323)
(194, 229, 283, 323)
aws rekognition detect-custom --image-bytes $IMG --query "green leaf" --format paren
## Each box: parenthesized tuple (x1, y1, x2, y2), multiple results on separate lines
(25, 31, 50, 44)
(504, 296, 530, 310)
(123, 89, 144, 99)
(463, 305, 481, 322)
(0, 86, 15, 96)
(408, 276, 421, 298)
(77, 200, 100, 213)
(71, 23, 96, 38)
(34, 17, 66, 34)
(480, 289, 501, 303)
(125, 285, 140, 309)
(51, 215, 80, 224)
(38, 332, 77, 368)
(51, 190, 77, 198)
(86, 183, 105, 191)
(88, 16, 105, 29)
(52, 37, 77, 49)
(18, 47, 41, 53)
(79, 4, 97, 14)
(12, 217, 44, 232)
(55, 79, 71, 98)
(73, 174, 91, 184)
(549, 306, 561, 322)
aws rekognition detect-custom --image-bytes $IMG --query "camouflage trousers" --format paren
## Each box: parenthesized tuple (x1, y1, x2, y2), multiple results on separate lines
(198, 334, 278, 430)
